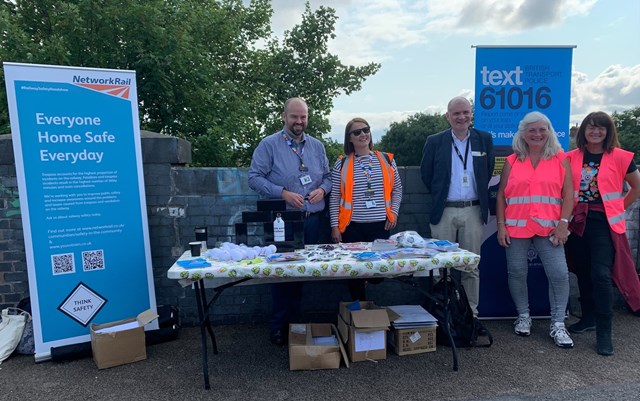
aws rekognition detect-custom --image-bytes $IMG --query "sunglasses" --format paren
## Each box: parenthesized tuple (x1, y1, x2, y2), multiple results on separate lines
(349, 126, 371, 136)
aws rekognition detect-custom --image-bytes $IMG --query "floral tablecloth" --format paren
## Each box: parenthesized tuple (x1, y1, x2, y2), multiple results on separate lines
(167, 243, 480, 286)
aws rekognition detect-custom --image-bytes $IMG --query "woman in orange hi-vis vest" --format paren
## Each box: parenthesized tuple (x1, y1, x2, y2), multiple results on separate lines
(496, 111, 575, 349)
(564, 111, 640, 356)
(329, 117, 403, 301)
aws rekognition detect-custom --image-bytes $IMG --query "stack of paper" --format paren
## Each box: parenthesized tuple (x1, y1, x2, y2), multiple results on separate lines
(387, 305, 438, 328)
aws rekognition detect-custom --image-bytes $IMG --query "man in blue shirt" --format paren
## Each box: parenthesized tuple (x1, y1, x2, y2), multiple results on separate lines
(249, 97, 332, 345)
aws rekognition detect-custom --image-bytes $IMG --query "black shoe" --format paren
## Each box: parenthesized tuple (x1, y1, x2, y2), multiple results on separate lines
(270, 329, 286, 346)
(474, 318, 488, 336)
(568, 319, 595, 334)
(596, 317, 613, 356)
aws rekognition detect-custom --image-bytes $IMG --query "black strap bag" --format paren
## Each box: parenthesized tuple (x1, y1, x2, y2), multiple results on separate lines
(423, 276, 493, 348)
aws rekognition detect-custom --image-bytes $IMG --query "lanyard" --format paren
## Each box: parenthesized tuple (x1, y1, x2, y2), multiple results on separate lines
(453, 137, 470, 171)
(282, 131, 307, 171)
(356, 153, 374, 191)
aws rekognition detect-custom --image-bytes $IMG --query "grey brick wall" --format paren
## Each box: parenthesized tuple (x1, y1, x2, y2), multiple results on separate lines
(1, 132, 639, 326)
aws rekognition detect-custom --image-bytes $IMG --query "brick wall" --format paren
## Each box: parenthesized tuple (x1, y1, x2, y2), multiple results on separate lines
(1, 132, 638, 325)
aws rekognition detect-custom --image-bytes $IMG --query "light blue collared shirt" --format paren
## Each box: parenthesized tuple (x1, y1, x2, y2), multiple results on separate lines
(248, 130, 331, 213)
(447, 130, 479, 202)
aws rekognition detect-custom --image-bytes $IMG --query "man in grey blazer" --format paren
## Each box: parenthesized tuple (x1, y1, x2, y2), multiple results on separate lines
(420, 96, 494, 322)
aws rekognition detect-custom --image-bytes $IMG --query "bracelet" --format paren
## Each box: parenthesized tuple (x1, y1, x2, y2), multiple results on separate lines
(496, 221, 505, 225)
(559, 218, 569, 223)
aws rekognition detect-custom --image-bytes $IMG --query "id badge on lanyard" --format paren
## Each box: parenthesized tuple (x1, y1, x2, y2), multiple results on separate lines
(299, 174, 312, 185)
(461, 172, 470, 187)
(365, 189, 376, 208)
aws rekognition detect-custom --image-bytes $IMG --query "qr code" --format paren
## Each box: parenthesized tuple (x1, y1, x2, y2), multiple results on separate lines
(82, 249, 105, 272)
(51, 253, 75, 275)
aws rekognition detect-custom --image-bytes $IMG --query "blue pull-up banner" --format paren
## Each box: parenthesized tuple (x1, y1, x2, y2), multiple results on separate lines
(3, 62, 157, 361)
(473, 46, 575, 318)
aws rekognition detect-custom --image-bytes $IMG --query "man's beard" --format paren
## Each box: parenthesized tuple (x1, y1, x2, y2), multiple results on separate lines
(290, 124, 305, 136)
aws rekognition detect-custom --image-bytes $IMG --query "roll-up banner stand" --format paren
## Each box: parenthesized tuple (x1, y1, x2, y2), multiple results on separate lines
(3, 62, 157, 361)
(472, 46, 575, 318)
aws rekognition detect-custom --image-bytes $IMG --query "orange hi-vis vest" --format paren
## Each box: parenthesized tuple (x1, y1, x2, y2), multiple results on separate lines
(567, 148, 633, 234)
(504, 153, 566, 238)
(338, 151, 395, 233)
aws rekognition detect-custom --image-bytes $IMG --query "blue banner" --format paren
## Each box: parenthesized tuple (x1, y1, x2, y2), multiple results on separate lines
(4, 63, 157, 360)
(474, 46, 573, 150)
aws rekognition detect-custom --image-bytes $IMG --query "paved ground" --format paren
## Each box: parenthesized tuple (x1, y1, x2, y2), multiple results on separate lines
(2, 306, 640, 401)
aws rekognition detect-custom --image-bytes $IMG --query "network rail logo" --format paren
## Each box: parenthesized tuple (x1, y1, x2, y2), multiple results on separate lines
(72, 75, 131, 99)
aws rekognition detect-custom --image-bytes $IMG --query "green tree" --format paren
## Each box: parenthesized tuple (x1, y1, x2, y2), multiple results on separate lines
(613, 107, 640, 164)
(322, 137, 344, 167)
(0, 0, 379, 166)
(245, 3, 379, 166)
(377, 112, 450, 166)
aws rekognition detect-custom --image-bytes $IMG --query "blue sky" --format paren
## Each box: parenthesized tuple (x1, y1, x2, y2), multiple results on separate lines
(267, 0, 640, 142)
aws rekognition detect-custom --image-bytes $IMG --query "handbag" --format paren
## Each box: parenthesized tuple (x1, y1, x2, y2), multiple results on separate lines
(15, 297, 35, 355)
(0, 307, 31, 364)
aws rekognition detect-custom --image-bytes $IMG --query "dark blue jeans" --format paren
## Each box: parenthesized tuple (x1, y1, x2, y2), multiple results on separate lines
(269, 213, 321, 331)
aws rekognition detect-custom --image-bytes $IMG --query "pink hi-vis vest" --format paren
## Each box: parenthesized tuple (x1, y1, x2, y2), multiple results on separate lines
(504, 153, 566, 238)
(567, 148, 633, 234)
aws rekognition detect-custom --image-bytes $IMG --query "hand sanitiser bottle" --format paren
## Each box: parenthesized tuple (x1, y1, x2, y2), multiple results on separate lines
(273, 213, 285, 242)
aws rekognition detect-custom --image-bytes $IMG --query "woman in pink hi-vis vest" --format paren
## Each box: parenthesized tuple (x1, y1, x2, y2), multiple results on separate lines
(496, 111, 574, 349)
(565, 111, 640, 356)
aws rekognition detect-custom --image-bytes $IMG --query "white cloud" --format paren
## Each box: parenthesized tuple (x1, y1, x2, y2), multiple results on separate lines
(425, 0, 597, 35)
(570, 64, 640, 124)
(267, 0, 430, 66)
(266, 0, 599, 66)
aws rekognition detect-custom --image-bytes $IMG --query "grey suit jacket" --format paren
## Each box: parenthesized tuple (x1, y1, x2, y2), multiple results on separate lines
(420, 128, 495, 225)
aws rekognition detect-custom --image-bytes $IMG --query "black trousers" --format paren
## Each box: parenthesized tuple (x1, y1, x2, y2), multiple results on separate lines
(566, 211, 615, 319)
(341, 221, 389, 301)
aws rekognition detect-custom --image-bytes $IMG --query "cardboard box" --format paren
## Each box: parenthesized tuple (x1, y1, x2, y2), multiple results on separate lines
(389, 326, 437, 356)
(90, 309, 158, 369)
(337, 301, 397, 362)
(338, 301, 383, 326)
(288, 323, 348, 370)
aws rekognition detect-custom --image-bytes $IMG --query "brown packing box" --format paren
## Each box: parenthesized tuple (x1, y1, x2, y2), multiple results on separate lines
(337, 301, 398, 362)
(338, 301, 380, 326)
(90, 309, 159, 369)
(388, 326, 437, 356)
(288, 323, 349, 370)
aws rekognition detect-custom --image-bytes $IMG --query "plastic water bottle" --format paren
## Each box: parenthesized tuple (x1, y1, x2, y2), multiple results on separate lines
(273, 213, 285, 242)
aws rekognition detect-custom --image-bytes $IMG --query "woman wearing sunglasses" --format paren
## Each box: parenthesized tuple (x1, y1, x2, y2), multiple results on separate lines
(329, 117, 403, 300)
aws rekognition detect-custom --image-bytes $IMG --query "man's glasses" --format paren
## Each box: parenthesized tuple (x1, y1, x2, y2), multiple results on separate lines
(349, 127, 371, 136)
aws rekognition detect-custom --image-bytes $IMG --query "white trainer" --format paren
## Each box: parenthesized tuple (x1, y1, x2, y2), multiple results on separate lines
(550, 322, 574, 348)
(514, 315, 532, 336)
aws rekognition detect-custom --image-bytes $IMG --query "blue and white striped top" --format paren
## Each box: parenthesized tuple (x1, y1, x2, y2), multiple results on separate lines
(329, 152, 402, 228)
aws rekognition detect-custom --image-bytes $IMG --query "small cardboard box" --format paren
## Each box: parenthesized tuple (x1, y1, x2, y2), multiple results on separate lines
(337, 301, 397, 362)
(339, 301, 380, 326)
(288, 323, 348, 370)
(90, 309, 159, 369)
(389, 326, 437, 356)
